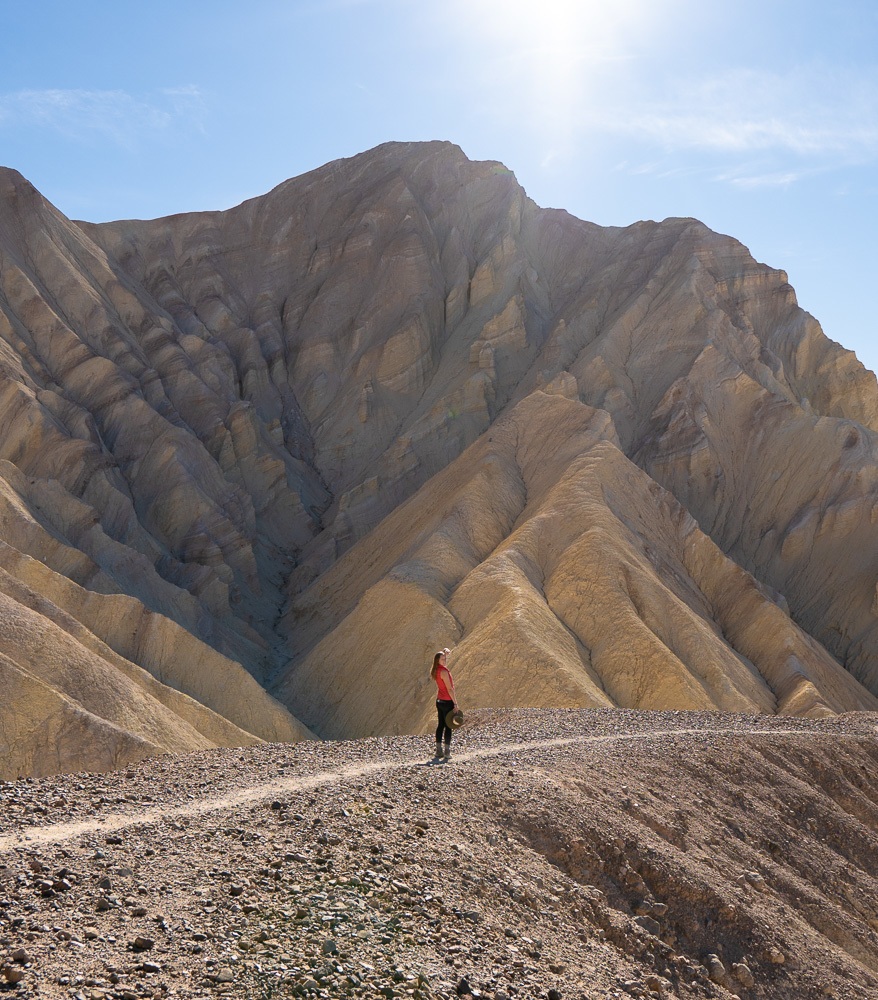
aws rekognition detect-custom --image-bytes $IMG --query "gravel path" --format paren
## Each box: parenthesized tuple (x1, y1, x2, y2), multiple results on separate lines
(1, 709, 877, 1000)
(0, 726, 825, 854)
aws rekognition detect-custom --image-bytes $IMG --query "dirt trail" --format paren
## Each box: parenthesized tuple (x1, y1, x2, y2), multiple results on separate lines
(0, 726, 815, 854)
(2, 710, 877, 1000)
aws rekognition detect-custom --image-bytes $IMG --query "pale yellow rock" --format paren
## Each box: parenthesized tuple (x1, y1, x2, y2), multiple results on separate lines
(0, 653, 161, 779)
(0, 582, 262, 779)
(278, 393, 876, 735)
(1, 141, 878, 775)
(0, 549, 312, 745)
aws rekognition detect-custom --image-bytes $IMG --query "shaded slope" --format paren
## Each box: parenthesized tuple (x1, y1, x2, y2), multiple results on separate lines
(0, 550, 314, 780)
(84, 142, 878, 696)
(0, 141, 877, 773)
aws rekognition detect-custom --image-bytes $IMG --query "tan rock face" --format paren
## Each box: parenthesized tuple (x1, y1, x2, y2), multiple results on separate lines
(0, 141, 877, 774)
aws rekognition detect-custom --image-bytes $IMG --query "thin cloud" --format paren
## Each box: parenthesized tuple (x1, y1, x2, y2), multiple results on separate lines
(725, 171, 801, 190)
(611, 67, 878, 159)
(620, 161, 707, 180)
(161, 86, 207, 135)
(628, 113, 878, 157)
(0, 87, 206, 149)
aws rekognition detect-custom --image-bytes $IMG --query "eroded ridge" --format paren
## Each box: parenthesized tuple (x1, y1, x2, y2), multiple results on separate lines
(3, 142, 878, 778)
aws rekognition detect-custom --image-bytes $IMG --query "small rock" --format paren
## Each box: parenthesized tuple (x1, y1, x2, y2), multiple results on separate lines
(131, 936, 154, 951)
(141, 962, 161, 974)
(208, 967, 234, 983)
(704, 954, 729, 986)
(3, 965, 24, 984)
(743, 871, 768, 892)
(634, 915, 662, 936)
(768, 947, 785, 965)
(322, 939, 338, 955)
(11, 949, 30, 964)
(457, 977, 473, 996)
(548, 990, 562, 1000)
(733, 963, 756, 987)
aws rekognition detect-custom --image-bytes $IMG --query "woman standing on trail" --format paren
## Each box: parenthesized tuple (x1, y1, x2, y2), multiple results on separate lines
(431, 647, 458, 760)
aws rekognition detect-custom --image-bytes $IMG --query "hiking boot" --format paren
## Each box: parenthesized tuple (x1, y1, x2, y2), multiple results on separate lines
(434, 742, 444, 759)
(443, 744, 452, 760)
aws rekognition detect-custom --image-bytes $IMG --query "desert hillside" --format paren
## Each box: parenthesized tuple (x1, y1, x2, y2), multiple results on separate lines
(1, 710, 876, 999)
(2, 141, 878, 775)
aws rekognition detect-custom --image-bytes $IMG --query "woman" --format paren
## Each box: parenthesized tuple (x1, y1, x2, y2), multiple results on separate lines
(430, 647, 458, 759)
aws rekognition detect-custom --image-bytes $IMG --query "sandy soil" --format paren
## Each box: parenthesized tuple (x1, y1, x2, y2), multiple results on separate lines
(1, 708, 877, 1000)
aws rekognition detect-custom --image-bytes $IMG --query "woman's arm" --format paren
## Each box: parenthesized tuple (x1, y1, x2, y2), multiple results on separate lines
(443, 666, 458, 708)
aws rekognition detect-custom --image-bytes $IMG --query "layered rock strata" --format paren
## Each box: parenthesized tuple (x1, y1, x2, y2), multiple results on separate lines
(1, 141, 877, 773)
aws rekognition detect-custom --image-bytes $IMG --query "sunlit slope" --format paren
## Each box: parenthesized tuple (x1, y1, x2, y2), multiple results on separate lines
(86, 142, 878, 702)
(1, 139, 878, 772)
(0, 555, 315, 779)
(276, 393, 876, 737)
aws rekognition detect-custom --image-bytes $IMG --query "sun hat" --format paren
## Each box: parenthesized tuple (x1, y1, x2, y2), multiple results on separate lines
(445, 708, 464, 729)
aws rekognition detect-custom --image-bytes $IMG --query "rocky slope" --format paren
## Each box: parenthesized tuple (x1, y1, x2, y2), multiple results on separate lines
(1, 141, 878, 775)
(1, 710, 876, 999)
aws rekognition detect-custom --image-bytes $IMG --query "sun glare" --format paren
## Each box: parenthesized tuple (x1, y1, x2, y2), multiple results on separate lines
(442, 0, 673, 160)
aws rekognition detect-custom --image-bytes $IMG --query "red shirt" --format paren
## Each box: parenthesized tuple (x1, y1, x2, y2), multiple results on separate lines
(435, 666, 453, 701)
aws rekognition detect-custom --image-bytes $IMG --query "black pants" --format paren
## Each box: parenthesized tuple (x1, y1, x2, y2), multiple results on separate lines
(435, 699, 454, 744)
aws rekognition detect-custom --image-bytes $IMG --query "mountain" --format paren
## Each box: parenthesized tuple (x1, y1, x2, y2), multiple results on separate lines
(1, 141, 877, 777)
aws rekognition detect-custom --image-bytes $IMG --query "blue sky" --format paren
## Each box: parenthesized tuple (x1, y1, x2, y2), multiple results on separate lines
(2, 0, 876, 373)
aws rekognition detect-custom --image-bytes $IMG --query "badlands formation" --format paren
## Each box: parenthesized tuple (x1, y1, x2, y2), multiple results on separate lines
(0, 141, 878, 775)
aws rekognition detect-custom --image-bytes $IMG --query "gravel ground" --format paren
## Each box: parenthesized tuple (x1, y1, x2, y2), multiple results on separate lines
(1, 709, 877, 1000)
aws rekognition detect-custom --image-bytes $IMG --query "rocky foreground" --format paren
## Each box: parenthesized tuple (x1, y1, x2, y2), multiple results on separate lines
(1, 709, 877, 1000)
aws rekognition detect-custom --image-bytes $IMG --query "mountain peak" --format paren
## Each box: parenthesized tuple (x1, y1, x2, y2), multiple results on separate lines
(0, 144, 877, 781)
